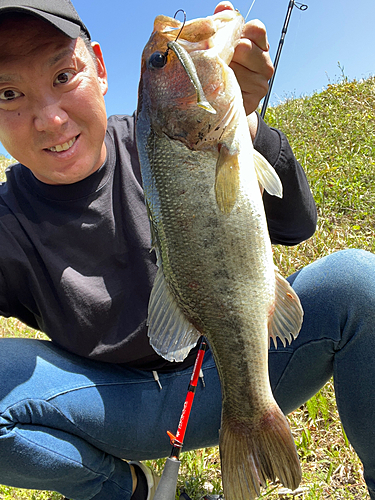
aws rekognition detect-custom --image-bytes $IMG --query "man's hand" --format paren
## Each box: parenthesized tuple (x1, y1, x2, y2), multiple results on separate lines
(214, 1, 274, 116)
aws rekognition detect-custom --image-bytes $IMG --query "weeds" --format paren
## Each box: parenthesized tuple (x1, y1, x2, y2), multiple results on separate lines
(0, 76, 374, 499)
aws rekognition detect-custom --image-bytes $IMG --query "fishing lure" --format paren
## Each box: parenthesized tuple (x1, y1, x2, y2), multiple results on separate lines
(147, 9, 216, 114)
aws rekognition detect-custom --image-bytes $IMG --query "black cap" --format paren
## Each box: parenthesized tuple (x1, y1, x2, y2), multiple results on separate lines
(0, 0, 90, 39)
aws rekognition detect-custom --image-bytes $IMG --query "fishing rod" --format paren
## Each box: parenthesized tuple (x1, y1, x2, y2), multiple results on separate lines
(153, 339, 208, 500)
(260, 0, 308, 119)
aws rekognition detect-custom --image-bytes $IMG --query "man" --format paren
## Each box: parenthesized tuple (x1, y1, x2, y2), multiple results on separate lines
(0, 1, 375, 499)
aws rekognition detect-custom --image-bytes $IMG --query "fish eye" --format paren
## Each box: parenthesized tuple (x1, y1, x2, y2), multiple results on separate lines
(148, 51, 168, 69)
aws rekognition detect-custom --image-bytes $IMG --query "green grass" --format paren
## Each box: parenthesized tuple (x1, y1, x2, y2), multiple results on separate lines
(0, 76, 374, 499)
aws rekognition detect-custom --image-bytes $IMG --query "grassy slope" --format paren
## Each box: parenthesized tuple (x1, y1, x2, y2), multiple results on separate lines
(0, 76, 374, 499)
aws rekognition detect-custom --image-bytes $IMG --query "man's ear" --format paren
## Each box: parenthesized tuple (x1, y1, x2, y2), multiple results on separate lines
(92, 41, 108, 96)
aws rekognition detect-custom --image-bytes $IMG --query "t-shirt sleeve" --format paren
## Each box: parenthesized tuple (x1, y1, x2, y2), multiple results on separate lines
(253, 113, 317, 246)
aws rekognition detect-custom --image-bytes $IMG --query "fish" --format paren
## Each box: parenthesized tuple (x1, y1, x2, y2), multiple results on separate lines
(136, 8, 303, 500)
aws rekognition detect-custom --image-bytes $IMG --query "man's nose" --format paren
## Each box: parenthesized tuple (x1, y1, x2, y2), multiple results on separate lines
(33, 98, 69, 132)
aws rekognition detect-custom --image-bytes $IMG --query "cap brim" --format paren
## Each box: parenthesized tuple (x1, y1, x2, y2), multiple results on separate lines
(0, 6, 84, 38)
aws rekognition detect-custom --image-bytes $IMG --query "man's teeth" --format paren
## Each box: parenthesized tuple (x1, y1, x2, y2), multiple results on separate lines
(48, 137, 76, 152)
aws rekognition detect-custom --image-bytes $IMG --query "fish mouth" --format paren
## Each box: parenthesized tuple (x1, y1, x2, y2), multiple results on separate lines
(45, 136, 78, 153)
(161, 10, 243, 116)
(172, 9, 244, 65)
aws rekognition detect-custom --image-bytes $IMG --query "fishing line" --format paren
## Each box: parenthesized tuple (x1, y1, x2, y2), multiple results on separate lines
(244, 0, 257, 21)
(260, 0, 308, 118)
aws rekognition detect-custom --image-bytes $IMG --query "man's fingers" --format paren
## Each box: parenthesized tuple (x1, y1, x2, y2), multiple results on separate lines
(230, 60, 269, 115)
(212, 3, 274, 116)
(214, 1, 235, 14)
(232, 38, 274, 79)
(242, 19, 269, 52)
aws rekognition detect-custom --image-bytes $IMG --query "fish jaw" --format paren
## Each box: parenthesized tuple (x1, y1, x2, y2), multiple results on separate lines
(175, 9, 245, 65)
(147, 10, 244, 64)
(136, 10, 244, 148)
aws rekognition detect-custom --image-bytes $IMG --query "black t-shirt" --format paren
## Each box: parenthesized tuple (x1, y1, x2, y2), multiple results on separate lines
(0, 113, 316, 371)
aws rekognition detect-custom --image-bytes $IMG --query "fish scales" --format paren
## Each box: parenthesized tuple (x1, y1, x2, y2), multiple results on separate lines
(140, 132, 272, 335)
(136, 9, 303, 500)
(142, 137, 273, 413)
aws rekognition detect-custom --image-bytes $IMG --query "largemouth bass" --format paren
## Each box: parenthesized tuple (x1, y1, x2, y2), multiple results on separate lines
(136, 9, 303, 499)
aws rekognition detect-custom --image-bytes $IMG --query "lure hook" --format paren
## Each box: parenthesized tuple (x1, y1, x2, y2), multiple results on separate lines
(164, 9, 187, 59)
(173, 9, 187, 43)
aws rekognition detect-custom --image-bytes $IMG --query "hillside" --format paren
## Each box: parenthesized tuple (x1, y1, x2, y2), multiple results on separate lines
(267, 76, 375, 275)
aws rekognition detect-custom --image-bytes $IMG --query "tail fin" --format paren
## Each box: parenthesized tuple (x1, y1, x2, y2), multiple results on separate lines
(219, 404, 301, 500)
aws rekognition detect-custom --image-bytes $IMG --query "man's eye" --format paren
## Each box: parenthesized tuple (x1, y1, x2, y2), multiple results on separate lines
(54, 71, 74, 86)
(0, 89, 22, 101)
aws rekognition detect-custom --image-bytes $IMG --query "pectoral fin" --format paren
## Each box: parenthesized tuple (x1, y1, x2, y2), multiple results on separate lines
(268, 271, 303, 348)
(215, 144, 240, 214)
(147, 265, 201, 362)
(253, 149, 283, 198)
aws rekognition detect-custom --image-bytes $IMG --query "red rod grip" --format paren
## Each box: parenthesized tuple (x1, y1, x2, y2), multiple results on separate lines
(176, 340, 207, 445)
(169, 340, 207, 446)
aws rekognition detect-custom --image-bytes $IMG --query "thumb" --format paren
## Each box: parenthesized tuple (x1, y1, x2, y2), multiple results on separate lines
(214, 1, 235, 14)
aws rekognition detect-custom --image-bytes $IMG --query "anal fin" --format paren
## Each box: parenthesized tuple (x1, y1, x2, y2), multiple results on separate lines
(268, 271, 303, 348)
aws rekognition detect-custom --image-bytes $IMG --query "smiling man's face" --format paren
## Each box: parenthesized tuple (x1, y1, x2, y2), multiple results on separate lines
(0, 14, 108, 185)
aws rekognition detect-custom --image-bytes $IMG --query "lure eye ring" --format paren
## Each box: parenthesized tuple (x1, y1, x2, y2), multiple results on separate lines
(148, 51, 168, 69)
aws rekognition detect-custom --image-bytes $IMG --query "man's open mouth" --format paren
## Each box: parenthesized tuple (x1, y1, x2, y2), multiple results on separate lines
(47, 136, 78, 152)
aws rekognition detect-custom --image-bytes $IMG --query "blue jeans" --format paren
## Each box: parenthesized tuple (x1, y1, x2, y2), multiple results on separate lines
(0, 249, 374, 499)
